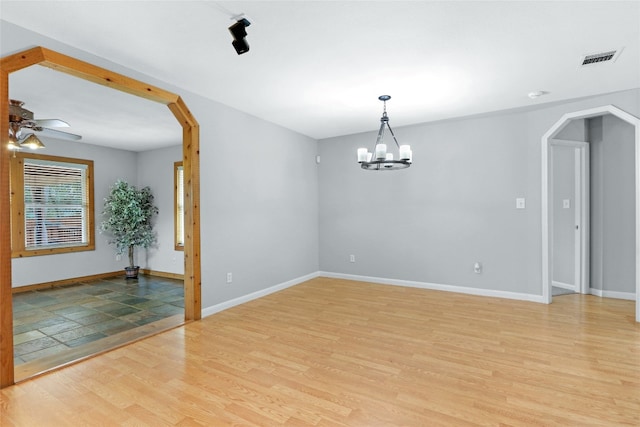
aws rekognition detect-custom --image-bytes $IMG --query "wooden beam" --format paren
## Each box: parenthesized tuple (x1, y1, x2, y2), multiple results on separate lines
(41, 47, 179, 105)
(0, 46, 47, 73)
(170, 97, 201, 321)
(0, 69, 14, 387)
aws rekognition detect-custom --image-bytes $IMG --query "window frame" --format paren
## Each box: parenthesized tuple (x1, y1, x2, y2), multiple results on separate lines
(174, 161, 184, 251)
(10, 152, 95, 258)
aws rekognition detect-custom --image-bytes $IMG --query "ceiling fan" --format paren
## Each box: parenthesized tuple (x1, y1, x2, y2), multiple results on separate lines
(8, 99, 82, 149)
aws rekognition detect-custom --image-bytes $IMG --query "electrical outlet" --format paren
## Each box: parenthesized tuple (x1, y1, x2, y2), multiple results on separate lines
(349, 254, 355, 263)
(226, 272, 233, 284)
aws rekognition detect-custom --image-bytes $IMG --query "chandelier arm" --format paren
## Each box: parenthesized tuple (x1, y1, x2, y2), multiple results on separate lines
(374, 120, 386, 147)
(385, 122, 401, 148)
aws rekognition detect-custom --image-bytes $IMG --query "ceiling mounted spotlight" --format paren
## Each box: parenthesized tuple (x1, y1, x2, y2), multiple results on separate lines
(229, 18, 251, 55)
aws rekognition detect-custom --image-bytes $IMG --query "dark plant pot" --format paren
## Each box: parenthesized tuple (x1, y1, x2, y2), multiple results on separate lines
(125, 266, 140, 279)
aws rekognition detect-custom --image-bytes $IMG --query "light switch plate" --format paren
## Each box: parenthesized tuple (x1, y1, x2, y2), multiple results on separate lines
(563, 199, 571, 209)
(516, 198, 526, 209)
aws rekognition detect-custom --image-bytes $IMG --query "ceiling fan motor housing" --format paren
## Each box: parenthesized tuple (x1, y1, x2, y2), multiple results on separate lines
(9, 99, 34, 123)
(7, 99, 81, 142)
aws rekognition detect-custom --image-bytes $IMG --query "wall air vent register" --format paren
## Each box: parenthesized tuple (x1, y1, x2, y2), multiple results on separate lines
(580, 49, 623, 66)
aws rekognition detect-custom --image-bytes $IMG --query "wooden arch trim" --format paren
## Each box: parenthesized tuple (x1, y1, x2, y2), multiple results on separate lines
(0, 46, 201, 387)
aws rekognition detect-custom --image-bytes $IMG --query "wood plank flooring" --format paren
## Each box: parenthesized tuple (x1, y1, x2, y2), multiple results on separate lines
(1, 277, 638, 426)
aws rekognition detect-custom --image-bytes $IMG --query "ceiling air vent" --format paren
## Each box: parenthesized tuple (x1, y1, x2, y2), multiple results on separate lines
(580, 48, 623, 66)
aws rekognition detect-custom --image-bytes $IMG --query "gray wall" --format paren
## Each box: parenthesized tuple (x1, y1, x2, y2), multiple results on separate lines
(319, 112, 532, 292)
(191, 93, 319, 304)
(551, 144, 576, 287)
(589, 115, 636, 293)
(137, 145, 184, 275)
(3, 21, 320, 309)
(319, 89, 640, 297)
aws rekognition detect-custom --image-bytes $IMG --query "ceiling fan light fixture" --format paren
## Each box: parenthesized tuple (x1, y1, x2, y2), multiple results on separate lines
(7, 138, 21, 151)
(21, 134, 45, 150)
(8, 99, 81, 146)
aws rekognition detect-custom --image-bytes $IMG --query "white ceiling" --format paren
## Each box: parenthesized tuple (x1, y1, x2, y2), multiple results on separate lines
(1, 1, 639, 151)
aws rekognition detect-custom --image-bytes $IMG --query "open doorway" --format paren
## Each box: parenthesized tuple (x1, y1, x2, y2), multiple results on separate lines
(550, 139, 589, 297)
(542, 105, 640, 323)
(1, 46, 201, 387)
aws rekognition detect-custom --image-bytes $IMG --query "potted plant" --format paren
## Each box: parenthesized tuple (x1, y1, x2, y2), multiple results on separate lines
(101, 179, 158, 279)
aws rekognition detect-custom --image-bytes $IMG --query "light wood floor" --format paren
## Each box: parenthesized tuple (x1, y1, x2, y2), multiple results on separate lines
(1, 277, 638, 426)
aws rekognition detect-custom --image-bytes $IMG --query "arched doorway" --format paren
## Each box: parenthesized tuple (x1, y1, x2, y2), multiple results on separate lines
(541, 104, 640, 322)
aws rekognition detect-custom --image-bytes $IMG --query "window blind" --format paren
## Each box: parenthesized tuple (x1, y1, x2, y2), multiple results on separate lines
(23, 159, 89, 248)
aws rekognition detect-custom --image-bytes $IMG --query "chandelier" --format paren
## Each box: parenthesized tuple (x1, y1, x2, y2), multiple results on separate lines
(357, 95, 411, 170)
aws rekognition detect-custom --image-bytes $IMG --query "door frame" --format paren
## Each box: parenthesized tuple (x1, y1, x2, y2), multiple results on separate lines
(1, 47, 202, 387)
(550, 139, 590, 295)
(541, 105, 640, 322)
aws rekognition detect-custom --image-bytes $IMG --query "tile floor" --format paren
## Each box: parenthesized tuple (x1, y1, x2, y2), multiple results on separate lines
(13, 275, 184, 366)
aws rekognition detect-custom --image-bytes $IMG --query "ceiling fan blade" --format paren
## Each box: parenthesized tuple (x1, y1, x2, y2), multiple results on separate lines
(35, 127, 82, 141)
(35, 118, 70, 128)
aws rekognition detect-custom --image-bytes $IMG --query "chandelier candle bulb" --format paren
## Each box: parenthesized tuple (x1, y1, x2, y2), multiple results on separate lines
(366, 152, 373, 162)
(375, 143, 387, 159)
(357, 148, 368, 162)
(399, 145, 412, 160)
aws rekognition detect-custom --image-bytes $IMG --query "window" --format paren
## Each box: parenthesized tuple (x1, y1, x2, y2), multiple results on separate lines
(174, 161, 184, 250)
(10, 152, 94, 257)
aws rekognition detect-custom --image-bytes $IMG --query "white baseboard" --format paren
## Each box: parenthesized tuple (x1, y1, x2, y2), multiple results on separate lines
(589, 288, 636, 300)
(320, 272, 546, 303)
(552, 280, 575, 291)
(200, 272, 636, 321)
(201, 271, 320, 318)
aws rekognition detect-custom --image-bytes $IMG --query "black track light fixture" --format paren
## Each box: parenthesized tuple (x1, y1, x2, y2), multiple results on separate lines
(229, 18, 251, 55)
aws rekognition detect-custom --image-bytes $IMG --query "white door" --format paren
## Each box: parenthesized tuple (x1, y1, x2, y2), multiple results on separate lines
(551, 140, 589, 295)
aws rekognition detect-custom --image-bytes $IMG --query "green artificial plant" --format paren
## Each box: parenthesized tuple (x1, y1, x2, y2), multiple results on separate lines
(101, 179, 158, 269)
